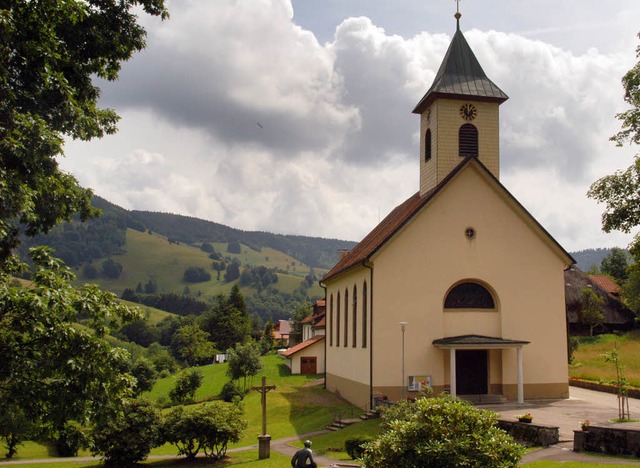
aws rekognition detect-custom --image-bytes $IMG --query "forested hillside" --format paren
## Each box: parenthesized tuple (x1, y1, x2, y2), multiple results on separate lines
(19, 195, 357, 270)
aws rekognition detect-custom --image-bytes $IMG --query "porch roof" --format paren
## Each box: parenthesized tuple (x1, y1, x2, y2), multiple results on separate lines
(432, 334, 529, 349)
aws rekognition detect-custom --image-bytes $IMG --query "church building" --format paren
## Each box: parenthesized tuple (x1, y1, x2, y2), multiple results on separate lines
(320, 12, 574, 409)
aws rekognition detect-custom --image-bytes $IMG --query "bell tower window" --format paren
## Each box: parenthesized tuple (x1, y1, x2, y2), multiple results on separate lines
(459, 123, 478, 158)
(425, 128, 432, 162)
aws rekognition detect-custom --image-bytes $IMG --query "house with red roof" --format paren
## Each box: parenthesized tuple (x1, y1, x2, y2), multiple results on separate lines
(281, 299, 326, 374)
(320, 13, 574, 409)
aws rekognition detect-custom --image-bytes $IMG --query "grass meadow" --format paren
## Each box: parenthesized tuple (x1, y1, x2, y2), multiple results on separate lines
(74, 228, 325, 301)
(569, 331, 640, 388)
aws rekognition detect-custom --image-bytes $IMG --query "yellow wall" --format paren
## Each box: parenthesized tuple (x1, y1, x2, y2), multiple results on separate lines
(288, 339, 326, 374)
(420, 99, 500, 195)
(325, 161, 570, 408)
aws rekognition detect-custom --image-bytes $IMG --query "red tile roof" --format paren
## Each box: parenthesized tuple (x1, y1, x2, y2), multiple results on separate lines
(589, 275, 622, 295)
(321, 157, 574, 283)
(281, 335, 324, 358)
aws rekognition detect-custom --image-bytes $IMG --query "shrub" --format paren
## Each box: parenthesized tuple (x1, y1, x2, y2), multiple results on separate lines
(345, 436, 373, 459)
(82, 263, 98, 279)
(361, 395, 524, 467)
(163, 402, 247, 460)
(55, 422, 87, 457)
(169, 369, 203, 403)
(101, 258, 123, 279)
(568, 336, 580, 364)
(220, 380, 245, 402)
(91, 398, 163, 466)
(183, 266, 211, 283)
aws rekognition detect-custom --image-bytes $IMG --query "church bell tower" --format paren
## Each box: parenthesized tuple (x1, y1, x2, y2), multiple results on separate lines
(414, 10, 508, 196)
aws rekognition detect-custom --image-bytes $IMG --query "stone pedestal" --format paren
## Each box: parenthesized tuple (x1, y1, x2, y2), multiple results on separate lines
(258, 434, 271, 459)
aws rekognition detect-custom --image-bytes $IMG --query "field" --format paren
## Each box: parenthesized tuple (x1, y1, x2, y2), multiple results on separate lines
(570, 331, 640, 388)
(74, 229, 325, 301)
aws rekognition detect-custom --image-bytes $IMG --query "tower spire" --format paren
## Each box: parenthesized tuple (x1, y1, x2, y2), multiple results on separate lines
(455, 0, 462, 31)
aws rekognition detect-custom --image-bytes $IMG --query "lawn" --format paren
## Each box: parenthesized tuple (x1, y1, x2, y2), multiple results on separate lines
(569, 331, 640, 388)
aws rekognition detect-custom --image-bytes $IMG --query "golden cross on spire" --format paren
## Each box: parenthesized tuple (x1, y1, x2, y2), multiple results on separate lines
(455, 0, 461, 14)
(454, 0, 462, 30)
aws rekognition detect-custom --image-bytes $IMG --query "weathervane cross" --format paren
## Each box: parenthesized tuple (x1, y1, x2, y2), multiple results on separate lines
(455, 0, 461, 14)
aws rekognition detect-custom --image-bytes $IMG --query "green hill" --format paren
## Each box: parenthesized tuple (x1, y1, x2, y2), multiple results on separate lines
(18, 195, 350, 322)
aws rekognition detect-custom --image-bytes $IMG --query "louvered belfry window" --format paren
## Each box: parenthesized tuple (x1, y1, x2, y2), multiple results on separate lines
(459, 123, 478, 158)
(425, 128, 432, 162)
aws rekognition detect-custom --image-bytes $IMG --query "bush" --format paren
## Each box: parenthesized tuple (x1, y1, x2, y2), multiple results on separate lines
(220, 380, 245, 402)
(91, 398, 163, 466)
(101, 258, 123, 279)
(169, 369, 203, 403)
(183, 266, 211, 283)
(82, 263, 98, 279)
(568, 335, 580, 364)
(361, 396, 524, 467)
(55, 422, 87, 457)
(163, 402, 247, 460)
(345, 436, 373, 459)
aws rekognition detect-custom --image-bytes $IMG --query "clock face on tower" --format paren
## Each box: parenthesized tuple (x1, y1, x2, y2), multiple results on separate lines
(459, 103, 477, 121)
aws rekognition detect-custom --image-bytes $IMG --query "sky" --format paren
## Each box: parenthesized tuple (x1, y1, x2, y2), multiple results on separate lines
(60, 0, 640, 252)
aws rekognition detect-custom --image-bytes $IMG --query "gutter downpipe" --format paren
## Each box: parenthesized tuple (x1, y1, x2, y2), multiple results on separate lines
(363, 261, 374, 411)
(319, 281, 327, 389)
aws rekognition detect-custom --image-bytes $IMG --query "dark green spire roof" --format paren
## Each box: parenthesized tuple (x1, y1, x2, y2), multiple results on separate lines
(412, 26, 508, 114)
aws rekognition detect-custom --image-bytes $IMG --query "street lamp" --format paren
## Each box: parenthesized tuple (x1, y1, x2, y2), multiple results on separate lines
(399, 321, 408, 400)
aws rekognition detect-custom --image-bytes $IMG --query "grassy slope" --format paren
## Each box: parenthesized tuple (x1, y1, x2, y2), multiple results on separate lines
(76, 229, 325, 301)
(146, 354, 361, 452)
(570, 331, 640, 388)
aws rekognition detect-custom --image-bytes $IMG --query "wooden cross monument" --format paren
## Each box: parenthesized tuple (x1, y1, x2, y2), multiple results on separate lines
(252, 376, 276, 459)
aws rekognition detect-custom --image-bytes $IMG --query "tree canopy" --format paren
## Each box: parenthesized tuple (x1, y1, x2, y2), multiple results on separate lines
(0, 0, 168, 265)
(588, 32, 640, 253)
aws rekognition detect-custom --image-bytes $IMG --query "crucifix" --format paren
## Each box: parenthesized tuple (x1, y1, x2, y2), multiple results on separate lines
(252, 376, 276, 459)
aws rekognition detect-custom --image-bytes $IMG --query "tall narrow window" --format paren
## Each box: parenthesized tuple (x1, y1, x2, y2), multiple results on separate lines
(344, 289, 349, 347)
(425, 128, 432, 162)
(329, 294, 333, 347)
(352, 285, 357, 348)
(336, 292, 341, 347)
(459, 123, 478, 158)
(362, 282, 368, 348)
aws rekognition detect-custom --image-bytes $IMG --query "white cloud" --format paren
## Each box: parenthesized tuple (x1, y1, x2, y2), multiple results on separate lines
(60, 0, 639, 252)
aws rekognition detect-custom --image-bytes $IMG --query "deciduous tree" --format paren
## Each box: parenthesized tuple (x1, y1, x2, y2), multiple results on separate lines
(226, 341, 262, 392)
(0, 0, 168, 265)
(0, 248, 140, 436)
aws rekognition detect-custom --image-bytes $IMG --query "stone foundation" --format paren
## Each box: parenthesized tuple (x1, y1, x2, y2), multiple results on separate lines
(573, 426, 640, 457)
(497, 420, 559, 446)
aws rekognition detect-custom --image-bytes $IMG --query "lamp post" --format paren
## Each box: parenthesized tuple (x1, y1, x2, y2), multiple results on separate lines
(399, 321, 408, 400)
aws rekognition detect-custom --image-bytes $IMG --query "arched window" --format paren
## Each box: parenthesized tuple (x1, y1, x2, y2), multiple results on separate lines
(425, 128, 432, 162)
(362, 282, 368, 348)
(459, 123, 478, 158)
(444, 282, 495, 309)
(344, 289, 349, 347)
(336, 292, 341, 347)
(352, 285, 357, 348)
(329, 294, 333, 347)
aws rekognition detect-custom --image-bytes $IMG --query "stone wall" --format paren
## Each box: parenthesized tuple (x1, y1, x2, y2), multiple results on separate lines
(573, 426, 640, 457)
(569, 378, 640, 399)
(497, 420, 559, 446)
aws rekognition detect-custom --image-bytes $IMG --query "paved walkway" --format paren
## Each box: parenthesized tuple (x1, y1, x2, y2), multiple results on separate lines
(2, 386, 640, 467)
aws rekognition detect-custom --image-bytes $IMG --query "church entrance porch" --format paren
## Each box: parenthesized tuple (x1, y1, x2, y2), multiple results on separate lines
(433, 335, 530, 404)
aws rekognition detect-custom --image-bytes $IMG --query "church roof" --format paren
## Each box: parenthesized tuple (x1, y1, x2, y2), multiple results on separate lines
(413, 27, 508, 114)
(321, 157, 575, 283)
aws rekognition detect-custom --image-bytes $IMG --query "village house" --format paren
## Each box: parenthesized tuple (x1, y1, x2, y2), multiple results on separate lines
(320, 13, 574, 410)
(281, 299, 326, 374)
